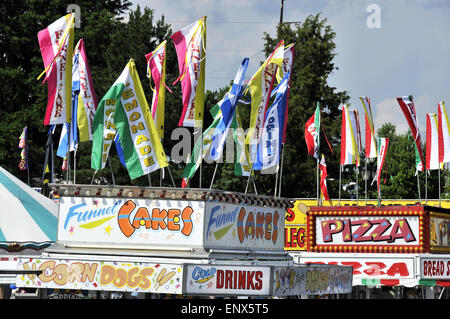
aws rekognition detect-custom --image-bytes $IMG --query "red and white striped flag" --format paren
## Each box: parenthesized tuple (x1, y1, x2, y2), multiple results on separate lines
(372, 137, 389, 203)
(396, 96, 425, 172)
(360, 97, 377, 159)
(426, 113, 440, 170)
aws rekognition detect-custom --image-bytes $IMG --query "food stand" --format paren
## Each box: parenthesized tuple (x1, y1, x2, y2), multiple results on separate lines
(12, 184, 352, 298)
(287, 202, 450, 298)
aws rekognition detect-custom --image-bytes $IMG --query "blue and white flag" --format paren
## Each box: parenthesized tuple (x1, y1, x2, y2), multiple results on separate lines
(209, 58, 249, 161)
(253, 72, 289, 172)
(56, 123, 77, 158)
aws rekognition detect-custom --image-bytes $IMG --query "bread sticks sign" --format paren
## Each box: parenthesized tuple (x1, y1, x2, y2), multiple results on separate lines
(57, 196, 204, 248)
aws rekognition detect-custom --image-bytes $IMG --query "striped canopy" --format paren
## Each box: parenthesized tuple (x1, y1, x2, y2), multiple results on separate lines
(0, 166, 57, 250)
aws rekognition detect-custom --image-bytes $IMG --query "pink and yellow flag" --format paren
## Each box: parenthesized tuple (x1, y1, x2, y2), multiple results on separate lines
(340, 105, 361, 167)
(73, 38, 98, 142)
(171, 17, 206, 128)
(146, 40, 168, 139)
(37, 13, 75, 125)
(438, 101, 450, 165)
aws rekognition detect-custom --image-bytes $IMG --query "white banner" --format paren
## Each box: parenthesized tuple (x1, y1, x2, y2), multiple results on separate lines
(420, 257, 450, 279)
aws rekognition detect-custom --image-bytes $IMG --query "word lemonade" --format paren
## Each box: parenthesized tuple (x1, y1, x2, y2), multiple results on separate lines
(101, 82, 156, 169)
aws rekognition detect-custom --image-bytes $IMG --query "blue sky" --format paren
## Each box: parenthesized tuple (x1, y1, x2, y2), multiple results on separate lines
(132, 0, 450, 137)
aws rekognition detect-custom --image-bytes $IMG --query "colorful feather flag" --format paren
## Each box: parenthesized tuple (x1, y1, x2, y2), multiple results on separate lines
(232, 106, 251, 176)
(305, 103, 320, 160)
(319, 154, 330, 201)
(171, 17, 206, 128)
(73, 38, 98, 142)
(396, 96, 424, 172)
(146, 40, 168, 139)
(245, 41, 285, 161)
(91, 59, 168, 179)
(56, 122, 76, 159)
(372, 137, 389, 204)
(426, 113, 440, 170)
(279, 44, 295, 143)
(18, 126, 28, 171)
(209, 58, 249, 161)
(181, 104, 222, 180)
(437, 101, 450, 165)
(340, 105, 361, 167)
(253, 72, 290, 172)
(37, 13, 75, 125)
(360, 96, 377, 159)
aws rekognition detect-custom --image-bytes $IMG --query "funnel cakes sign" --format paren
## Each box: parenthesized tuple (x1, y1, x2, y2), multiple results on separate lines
(57, 197, 204, 248)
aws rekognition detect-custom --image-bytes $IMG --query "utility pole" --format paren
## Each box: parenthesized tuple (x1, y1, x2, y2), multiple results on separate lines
(280, 0, 284, 24)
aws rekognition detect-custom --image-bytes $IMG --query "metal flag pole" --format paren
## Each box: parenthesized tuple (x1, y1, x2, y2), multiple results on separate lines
(439, 167, 441, 207)
(364, 158, 368, 205)
(210, 162, 219, 190)
(339, 164, 342, 205)
(356, 166, 359, 206)
(417, 171, 421, 202)
(425, 169, 428, 204)
(278, 143, 285, 197)
(316, 158, 320, 205)
(108, 159, 116, 186)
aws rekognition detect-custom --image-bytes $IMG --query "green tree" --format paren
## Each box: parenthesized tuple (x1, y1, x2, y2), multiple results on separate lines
(0, 0, 132, 185)
(373, 123, 442, 200)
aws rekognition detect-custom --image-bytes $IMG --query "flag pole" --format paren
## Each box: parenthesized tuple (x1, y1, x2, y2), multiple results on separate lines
(356, 166, 359, 206)
(425, 169, 428, 204)
(339, 164, 342, 205)
(439, 167, 441, 207)
(108, 159, 116, 186)
(364, 158, 368, 205)
(277, 143, 285, 197)
(210, 162, 219, 190)
(316, 158, 320, 205)
(417, 171, 421, 202)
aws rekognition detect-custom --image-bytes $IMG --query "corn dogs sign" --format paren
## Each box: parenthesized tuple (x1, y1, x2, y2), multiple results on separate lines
(17, 258, 183, 294)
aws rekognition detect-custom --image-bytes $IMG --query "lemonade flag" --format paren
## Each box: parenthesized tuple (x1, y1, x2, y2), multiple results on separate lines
(91, 59, 167, 179)
(37, 13, 75, 125)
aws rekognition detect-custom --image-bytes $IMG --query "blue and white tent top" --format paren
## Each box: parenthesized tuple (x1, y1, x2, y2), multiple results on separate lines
(0, 166, 57, 249)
